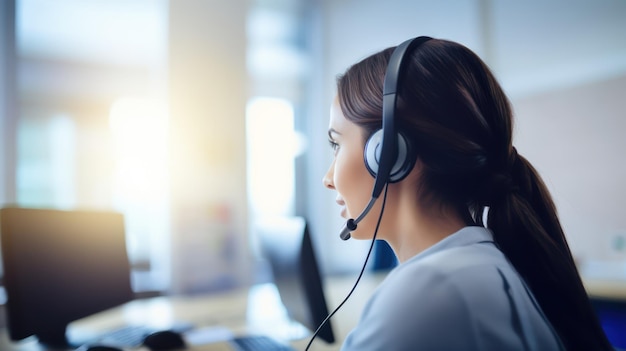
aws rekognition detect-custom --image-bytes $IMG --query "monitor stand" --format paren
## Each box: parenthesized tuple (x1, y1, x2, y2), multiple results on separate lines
(36, 324, 74, 348)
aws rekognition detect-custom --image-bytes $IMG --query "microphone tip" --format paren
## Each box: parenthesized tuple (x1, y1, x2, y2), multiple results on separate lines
(339, 218, 356, 240)
(347, 218, 357, 230)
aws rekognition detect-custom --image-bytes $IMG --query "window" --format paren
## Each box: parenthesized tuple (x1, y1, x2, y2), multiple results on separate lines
(14, 0, 169, 293)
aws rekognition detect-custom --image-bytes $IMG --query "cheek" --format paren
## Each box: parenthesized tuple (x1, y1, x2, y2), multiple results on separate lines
(334, 149, 374, 213)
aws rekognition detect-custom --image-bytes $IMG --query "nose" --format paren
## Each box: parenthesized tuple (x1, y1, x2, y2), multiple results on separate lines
(322, 161, 335, 190)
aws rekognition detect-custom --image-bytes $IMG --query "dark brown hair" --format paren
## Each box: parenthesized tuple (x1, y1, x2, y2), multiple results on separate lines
(337, 38, 611, 350)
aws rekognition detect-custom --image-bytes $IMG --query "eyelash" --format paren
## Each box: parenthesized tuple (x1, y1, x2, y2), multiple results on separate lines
(328, 139, 339, 152)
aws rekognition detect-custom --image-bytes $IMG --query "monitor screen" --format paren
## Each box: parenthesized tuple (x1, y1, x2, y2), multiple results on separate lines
(0, 207, 134, 347)
(256, 216, 335, 344)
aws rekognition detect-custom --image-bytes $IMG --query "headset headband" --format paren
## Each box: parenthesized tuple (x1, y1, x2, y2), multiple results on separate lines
(372, 36, 432, 199)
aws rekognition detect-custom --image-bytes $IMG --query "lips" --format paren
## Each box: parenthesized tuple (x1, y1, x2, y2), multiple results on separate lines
(336, 197, 347, 218)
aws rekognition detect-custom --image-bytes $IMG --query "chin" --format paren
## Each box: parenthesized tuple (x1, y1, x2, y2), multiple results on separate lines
(349, 227, 375, 240)
(341, 208, 349, 219)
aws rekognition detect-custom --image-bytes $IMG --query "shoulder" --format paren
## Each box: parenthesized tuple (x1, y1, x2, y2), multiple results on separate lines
(382, 237, 510, 300)
(377, 241, 513, 321)
(342, 241, 516, 351)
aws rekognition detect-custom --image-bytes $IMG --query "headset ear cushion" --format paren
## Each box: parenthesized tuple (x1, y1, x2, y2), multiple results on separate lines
(364, 129, 415, 183)
(364, 129, 383, 177)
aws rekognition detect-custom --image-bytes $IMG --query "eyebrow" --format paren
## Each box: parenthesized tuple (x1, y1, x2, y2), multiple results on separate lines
(328, 128, 341, 139)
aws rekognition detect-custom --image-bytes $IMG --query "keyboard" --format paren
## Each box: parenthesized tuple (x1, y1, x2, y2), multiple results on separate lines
(232, 335, 295, 351)
(97, 325, 153, 347)
(92, 322, 194, 347)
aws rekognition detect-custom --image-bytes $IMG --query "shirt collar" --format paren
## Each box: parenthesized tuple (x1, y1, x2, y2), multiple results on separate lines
(402, 226, 495, 266)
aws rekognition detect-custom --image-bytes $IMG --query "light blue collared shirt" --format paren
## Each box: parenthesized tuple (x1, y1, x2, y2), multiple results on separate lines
(341, 226, 564, 351)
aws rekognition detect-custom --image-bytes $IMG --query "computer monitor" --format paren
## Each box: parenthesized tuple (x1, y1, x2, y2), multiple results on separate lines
(0, 207, 134, 347)
(256, 216, 335, 344)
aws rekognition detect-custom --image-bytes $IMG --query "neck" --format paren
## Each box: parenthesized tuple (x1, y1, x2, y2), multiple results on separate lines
(383, 194, 468, 263)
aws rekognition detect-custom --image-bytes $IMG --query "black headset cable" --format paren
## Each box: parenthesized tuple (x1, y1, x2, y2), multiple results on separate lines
(305, 183, 389, 350)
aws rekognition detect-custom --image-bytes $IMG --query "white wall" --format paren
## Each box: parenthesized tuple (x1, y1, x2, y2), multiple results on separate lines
(515, 75, 626, 265)
(306, 0, 626, 274)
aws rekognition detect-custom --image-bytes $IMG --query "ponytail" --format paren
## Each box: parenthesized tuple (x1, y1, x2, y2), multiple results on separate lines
(483, 150, 613, 350)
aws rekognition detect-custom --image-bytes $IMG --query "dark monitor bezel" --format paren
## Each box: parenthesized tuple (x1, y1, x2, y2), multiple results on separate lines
(0, 207, 134, 347)
(257, 216, 335, 344)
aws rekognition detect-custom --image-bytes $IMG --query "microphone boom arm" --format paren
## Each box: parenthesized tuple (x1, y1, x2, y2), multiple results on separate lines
(339, 196, 378, 240)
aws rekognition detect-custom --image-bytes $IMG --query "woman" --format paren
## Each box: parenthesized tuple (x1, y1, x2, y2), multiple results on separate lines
(322, 37, 612, 350)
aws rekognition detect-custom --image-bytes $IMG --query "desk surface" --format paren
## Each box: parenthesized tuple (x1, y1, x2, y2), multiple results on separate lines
(1, 273, 625, 351)
(0, 273, 386, 351)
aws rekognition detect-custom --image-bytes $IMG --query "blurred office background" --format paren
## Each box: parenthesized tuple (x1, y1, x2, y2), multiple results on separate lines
(1, 0, 625, 296)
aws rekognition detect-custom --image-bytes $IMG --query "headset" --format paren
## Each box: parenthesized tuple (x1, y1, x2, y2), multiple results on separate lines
(339, 36, 432, 240)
